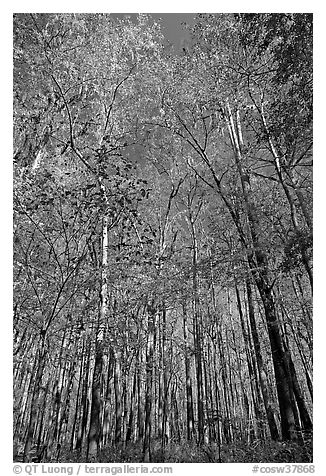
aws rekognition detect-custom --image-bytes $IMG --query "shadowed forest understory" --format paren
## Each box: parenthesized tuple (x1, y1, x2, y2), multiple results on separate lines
(13, 13, 313, 463)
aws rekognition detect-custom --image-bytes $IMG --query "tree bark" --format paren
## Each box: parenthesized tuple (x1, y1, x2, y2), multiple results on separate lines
(226, 105, 300, 440)
(87, 215, 108, 460)
(182, 302, 195, 440)
(143, 301, 155, 462)
(23, 332, 46, 462)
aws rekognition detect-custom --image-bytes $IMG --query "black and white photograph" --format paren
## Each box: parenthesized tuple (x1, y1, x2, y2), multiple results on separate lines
(12, 8, 315, 468)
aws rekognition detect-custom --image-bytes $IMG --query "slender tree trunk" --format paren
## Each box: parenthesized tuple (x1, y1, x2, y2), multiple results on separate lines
(226, 105, 300, 440)
(182, 302, 195, 440)
(126, 366, 137, 443)
(143, 302, 155, 462)
(76, 343, 91, 453)
(161, 304, 169, 451)
(113, 349, 122, 444)
(23, 332, 46, 462)
(187, 209, 204, 445)
(70, 338, 85, 451)
(246, 281, 280, 440)
(102, 355, 113, 447)
(137, 354, 144, 441)
(87, 347, 104, 459)
(285, 347, 313, 432)
(216, 328, 232, 443)
(87, 214, 108, 460)
(235, 284, 264, 439)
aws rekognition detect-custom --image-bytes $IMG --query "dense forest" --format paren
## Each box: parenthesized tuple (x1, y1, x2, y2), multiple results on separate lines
(13, 13, 313, 463)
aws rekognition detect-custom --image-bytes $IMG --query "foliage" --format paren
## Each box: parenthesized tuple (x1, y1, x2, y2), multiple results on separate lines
(56, 439, 313, 463)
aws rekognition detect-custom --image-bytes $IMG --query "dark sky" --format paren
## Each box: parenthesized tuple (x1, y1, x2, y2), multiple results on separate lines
(112, 13, 196, 50)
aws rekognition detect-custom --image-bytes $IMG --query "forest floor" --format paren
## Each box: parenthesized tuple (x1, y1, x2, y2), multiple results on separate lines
(57, 438, 313, 464)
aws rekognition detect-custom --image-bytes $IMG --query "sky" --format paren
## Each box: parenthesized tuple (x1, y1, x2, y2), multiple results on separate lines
(152, 13, 196, 49)
(112, 13, 196, 51)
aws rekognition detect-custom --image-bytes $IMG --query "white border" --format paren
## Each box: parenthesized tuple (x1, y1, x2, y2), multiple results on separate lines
(2, 3, 325, 474)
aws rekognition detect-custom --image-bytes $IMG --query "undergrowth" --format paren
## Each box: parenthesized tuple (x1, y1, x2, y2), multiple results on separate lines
(57, 437, 312, 464)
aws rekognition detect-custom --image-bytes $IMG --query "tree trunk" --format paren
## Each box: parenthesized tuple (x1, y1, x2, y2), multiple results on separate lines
(113, 349, 122, 444)
(87, 214, 108, 460)
(126, 366, 137, 443)
(23, 332, 46, 462)
(143, 302, 155, 462)
(187, 207, 204, 445)
(245, 280, 280, 440)
(226, 105, 300, 440)
(235, 284, 264, 439)
(182, 302, 195, 440)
